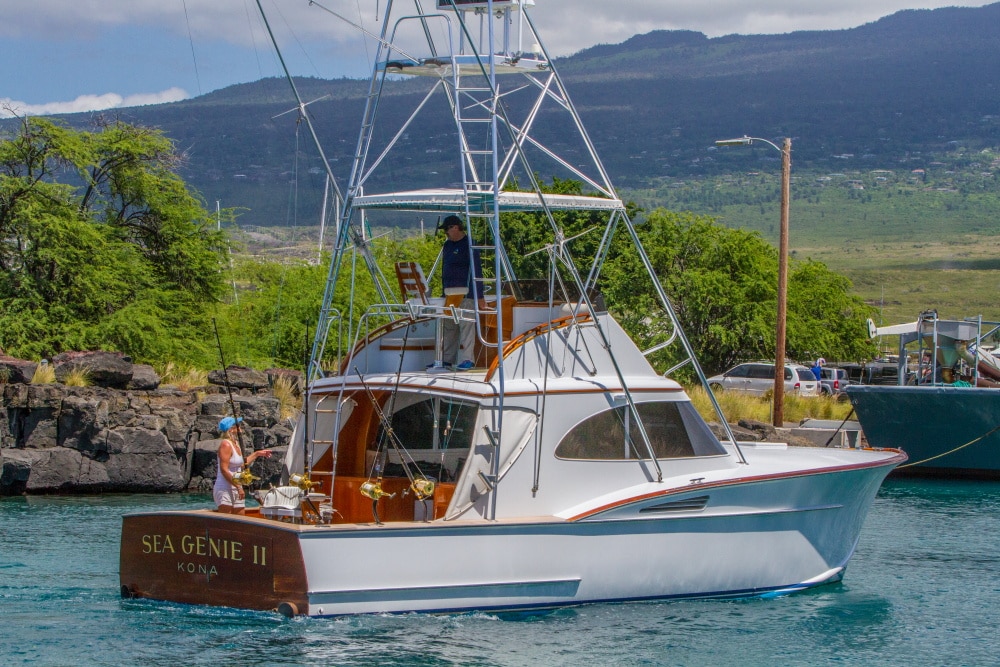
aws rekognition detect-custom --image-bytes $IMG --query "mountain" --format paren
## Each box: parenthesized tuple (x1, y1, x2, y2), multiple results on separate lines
(17, 3, 1000, 227)
(556, 4, 1000, 174)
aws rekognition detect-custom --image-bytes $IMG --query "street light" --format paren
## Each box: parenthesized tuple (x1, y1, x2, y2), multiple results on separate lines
(715, 135, 792, 427)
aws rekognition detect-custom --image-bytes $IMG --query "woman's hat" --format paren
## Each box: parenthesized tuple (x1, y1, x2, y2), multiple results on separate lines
(218, 416, 243, 432)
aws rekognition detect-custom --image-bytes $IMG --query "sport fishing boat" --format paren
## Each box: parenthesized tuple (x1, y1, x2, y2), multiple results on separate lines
(119, 0, 904, 616)
(849, 311, 1000, 479)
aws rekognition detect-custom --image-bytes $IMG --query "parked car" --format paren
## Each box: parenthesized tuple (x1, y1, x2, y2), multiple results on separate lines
(839, 361, 906, 386)
(820, 366, 854, 397)
(707, 362, 821, 397)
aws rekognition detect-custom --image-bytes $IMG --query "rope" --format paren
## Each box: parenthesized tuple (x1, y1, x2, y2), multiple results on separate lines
(181, 0, 202, 95)
(822, 407, 856, 448)
(897, 423, 1000, 468)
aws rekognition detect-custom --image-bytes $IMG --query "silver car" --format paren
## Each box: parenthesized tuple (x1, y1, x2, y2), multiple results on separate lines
(707, 362, 821, 397)
(819, 366, 853, 397)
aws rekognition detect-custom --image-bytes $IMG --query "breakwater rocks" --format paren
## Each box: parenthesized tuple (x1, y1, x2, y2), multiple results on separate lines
(0, 352, 299, 496)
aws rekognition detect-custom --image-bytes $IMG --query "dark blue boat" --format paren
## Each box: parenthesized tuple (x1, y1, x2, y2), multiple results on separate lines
(847, 311, 1000, 479)
(848, 385, 1000, 479)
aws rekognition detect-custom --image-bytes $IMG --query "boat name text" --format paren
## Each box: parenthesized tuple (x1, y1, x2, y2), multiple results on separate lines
(140, 533, 268, 566)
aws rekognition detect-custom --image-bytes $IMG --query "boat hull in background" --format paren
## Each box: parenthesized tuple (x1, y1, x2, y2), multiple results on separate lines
(848, 385, 1000, 479)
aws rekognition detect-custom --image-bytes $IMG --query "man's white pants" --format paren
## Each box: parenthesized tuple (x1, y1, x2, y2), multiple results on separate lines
(442, 297, 475, 365)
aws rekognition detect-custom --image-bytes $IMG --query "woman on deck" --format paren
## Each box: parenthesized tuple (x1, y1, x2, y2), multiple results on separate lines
(214, 416, 271, 514)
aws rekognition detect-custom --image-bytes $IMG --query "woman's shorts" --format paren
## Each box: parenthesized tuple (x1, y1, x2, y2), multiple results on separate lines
(214, 486, 245, 509)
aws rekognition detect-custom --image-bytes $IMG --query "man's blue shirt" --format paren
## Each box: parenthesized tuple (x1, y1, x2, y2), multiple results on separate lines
(442, 235, 484, 298)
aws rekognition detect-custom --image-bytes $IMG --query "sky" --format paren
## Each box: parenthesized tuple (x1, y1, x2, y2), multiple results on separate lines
(1, 0, 995, 118)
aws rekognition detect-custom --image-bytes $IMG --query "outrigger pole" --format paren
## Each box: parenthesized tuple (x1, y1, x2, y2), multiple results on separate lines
(254, 0, 394, 382)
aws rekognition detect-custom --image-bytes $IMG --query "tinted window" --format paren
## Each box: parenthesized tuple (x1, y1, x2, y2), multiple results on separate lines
(796, 369, 814, 381)
(727, 364, 750, 378)
(784, 367, 794, 380)
(747, 364, 774, 379)
(555, 401, 727, 460)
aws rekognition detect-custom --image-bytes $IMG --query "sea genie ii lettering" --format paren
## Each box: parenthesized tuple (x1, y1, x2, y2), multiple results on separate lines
(140, 533, 268, 565)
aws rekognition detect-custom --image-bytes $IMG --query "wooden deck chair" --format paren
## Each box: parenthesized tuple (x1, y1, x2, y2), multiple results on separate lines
(395, 261, 429, 305)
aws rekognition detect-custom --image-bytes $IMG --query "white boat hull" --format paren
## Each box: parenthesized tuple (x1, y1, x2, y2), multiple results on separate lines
(301, 463, 889, 615)
(121, 452, 899, 616)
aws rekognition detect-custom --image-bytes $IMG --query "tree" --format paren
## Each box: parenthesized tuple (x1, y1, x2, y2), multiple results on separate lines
(787, 260, 877, 363)
(601, 208, 876, 378)
(211, 229, 446, 371)
(0, 115, 227, 363)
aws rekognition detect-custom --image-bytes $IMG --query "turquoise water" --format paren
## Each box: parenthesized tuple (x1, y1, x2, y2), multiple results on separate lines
(1, 479, 998, 666)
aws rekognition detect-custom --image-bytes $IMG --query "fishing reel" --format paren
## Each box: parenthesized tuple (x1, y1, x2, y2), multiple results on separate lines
(232, 468, 259, 486)
(288, 472, 317, 492)
(360, 480, 395, 501)
(410, 477, 435, 500)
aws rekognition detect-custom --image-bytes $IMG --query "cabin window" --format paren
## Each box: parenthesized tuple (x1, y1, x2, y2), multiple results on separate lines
(376, 396, 478, 452)
(555, 400, 726, 460)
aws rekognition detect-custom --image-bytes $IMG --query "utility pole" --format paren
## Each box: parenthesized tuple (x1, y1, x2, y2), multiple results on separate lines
(715, 135, 792, 426)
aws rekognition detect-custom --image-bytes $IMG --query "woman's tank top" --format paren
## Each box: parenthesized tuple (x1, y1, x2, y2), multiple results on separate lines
(213, 439, 244, 490)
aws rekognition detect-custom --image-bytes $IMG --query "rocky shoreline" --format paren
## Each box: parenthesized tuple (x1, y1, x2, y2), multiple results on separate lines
(0, 352, 296, 496)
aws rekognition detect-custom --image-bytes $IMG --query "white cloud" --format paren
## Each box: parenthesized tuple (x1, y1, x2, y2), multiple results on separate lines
(1, 88, 189, 118)
(2, 1, 994, 52)
(0, 0, 361, 47)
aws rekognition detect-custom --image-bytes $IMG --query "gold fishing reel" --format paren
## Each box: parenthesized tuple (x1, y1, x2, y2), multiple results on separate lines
(288, 472, 317, 492)
(410, 477, 435, 500)
(360, 480, 395, 501)
(232, 468, 258, 486)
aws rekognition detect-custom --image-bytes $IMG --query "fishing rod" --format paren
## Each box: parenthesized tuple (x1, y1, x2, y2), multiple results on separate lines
(353, 368, 433, 490)
(350, 366, 435, 525)
(212, 318, 248, 455)
(302, 325, 311, 481)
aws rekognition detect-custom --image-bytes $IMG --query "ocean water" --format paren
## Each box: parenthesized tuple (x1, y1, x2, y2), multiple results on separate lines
(1, 479, 998, 666)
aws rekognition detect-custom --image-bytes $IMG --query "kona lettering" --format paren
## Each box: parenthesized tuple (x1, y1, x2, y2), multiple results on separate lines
(176, 561, 219, 577)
